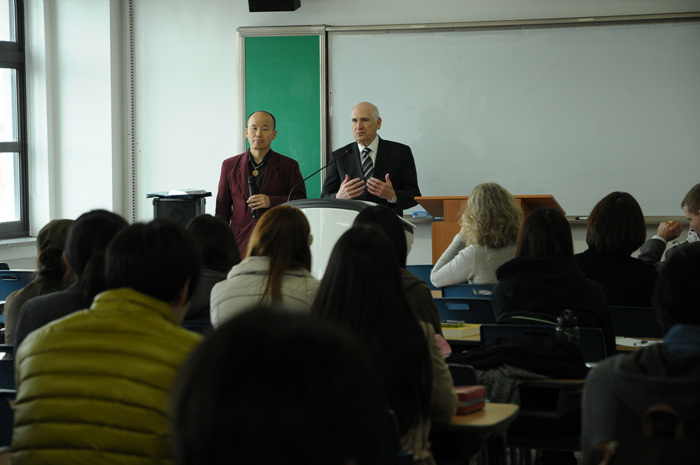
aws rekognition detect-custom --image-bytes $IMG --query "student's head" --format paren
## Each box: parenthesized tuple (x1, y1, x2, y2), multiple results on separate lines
(34, 219, 73, 282)
(460, 182, 523, 248)
(247, 205, 312, 301)
(186, 214, 241, 274)
(652, 242, 700, 332)
(352, 205, 407, 267)
(65, 209, 128, 300)
(585, 192, 646, 257)
(681, 183, 700, 233)
(313, 225, 406, 327)
(516, 207, 574, 259)
(106, 219, 200, 305)
(247, 206, 311, 267)
(171, 307, 383, 465)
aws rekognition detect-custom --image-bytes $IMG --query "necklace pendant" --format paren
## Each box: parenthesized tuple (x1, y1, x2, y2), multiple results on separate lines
(252, 169, 259, 177)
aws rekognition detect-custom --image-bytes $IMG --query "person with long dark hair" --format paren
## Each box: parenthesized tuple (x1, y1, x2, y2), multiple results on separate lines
(311, 226, 456, 465)
(574, 192, 657, 306)
(14, 210, 128, 349)
(210, 205, 318, 327)
(352, 204, 442, 334)
(492, 207, 615, 355)
(184, 214, 241, 321)
(4, 218, 74, 346)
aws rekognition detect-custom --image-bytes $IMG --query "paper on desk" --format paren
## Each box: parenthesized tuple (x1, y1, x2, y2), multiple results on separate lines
(616, 337, 662, 348)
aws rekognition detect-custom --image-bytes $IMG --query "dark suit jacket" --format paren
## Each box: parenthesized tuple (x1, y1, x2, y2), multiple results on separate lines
(215, 149, 306, 256)
(321, 138, 421, 215)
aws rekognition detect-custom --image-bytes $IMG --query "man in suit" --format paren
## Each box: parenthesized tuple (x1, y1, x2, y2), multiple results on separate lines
(216, 111, 306, 257)
(321, 102, 421, 216)
(639, 183, 700, 265)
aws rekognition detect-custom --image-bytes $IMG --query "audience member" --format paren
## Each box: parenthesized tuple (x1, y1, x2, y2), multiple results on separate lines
(172, 306, 384, 465)
(14, 210, 128, 349)
(184, 214, 241, 321)
(353, 205, 442, 335)
(3, 218, 73, 346)
(492, 207, 615, 355)
(12, 219, 202, 464)
(639, 183, 700, 264)
(581, 242, 700, 462)
(431, 182, 522, 287)
(210, 205, 318, 327)
(311, 226, 457, 465)
(574, 192, 657, 306)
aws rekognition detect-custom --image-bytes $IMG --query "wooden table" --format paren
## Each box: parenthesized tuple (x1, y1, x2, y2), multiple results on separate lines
(431, 403, 519, 465)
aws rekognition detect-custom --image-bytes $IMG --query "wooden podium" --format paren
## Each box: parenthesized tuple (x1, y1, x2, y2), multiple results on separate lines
(415, 195, 565, 264)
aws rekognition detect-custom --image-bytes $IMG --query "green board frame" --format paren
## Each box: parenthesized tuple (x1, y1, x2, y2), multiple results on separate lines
(244, 35, 323, 198)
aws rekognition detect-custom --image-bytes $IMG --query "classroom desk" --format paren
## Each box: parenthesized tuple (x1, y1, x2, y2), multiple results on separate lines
(446, 327, 658, 354)
(431, 403, 519, 465)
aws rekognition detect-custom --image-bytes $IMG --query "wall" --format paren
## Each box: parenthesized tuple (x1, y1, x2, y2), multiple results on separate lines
(5, 0, 698, 267)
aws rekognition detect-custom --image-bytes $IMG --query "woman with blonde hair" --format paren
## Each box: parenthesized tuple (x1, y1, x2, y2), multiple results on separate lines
(431, 182, 522, 287)
(210, 205, 319, 326)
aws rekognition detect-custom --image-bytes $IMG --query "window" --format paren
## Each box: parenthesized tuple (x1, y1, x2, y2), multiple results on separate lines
(0, 0, 28, 238)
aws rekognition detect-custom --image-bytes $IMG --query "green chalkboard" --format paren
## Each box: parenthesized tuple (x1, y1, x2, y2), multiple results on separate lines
(245, 35, 322, 198)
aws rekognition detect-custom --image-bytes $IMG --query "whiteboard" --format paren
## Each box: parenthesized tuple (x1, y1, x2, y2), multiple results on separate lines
(328, 21, 700, 216)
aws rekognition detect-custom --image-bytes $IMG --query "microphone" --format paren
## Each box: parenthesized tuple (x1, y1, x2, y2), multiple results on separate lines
(248, 176, 260, 220)
(287, 148, 353, 203)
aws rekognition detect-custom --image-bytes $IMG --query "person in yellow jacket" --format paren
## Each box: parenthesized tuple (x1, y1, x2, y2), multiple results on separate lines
(12, 218, 202, 465)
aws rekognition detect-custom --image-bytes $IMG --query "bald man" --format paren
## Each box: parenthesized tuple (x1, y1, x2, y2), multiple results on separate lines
(321, 102, 421, 216)
(216, 111, 306, 256)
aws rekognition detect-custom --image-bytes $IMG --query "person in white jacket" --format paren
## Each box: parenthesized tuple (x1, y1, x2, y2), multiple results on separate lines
(431, 182, 522, 287)
(210, 205, 319, 327)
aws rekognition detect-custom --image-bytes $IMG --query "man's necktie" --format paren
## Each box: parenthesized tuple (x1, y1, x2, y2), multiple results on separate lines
(361, 147, 374, 181)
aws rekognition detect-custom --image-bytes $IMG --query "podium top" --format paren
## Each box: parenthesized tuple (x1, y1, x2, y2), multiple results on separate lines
(147, 190, 212, 200)
(415, 195, 565, 218)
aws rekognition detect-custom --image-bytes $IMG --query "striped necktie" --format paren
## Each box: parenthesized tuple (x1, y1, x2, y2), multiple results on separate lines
(361, 147, 374, 181)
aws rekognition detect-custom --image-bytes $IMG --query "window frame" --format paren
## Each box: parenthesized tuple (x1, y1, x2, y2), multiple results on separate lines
(0, 0, 29, 239)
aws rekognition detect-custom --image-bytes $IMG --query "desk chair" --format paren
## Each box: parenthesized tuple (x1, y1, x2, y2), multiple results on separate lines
(435, 298, 497, 325)
(448, 363, 478, 386)
(0, 389, 15, 448)
(442, 284, 495, 300)
(406, 264, 442, 294)
(479, 324, 607, 364)
(0, 346, 15, 391)
(0, 270, 34, 325)
(478, 324, 593, 464)
(380, 409, 413, 465)
(181, 318, 213, 336)
(610, 305, 664, 339)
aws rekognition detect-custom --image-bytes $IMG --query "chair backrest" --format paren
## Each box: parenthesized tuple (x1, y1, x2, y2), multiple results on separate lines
(0, 270, 34, 301)
(405, 264, 441, 292)
(448, 363, 477, 386)
(442, 283, 495, 299)
(610, 305, 664, 339)
(479, 324, 608, 363)
(0, 389, 16, 448)
(181, 318, 213, 336)
(434, 297, 497, 324)
(380, 409, 414, 465)
(0, 346, 14, 391)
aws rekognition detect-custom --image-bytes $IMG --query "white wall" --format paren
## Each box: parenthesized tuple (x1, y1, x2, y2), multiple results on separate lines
(7, 0, 697, 267)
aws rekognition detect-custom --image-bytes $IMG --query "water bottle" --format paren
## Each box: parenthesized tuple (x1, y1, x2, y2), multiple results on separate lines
(556, 309, 580, 347)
